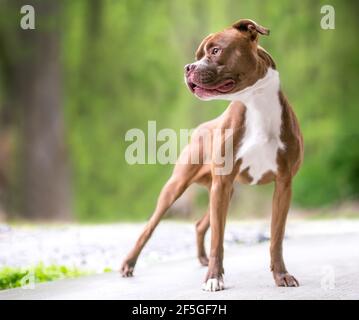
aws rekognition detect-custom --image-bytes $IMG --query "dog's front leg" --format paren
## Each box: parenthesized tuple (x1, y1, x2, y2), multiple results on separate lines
(202, 177, 233, 291)
(270, 177, 299, 287)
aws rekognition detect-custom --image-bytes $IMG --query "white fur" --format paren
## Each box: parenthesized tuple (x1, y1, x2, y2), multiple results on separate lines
(193, 56, 208, 68)
(188, 67, 284, 184)
(202, 278, 225, 292)
(233, 68, 284, 184)
(184, 58, 207, 86)
(214, 68, 283, 185)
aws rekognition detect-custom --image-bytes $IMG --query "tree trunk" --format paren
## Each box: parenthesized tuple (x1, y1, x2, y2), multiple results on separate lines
(16, 0, 71, 220)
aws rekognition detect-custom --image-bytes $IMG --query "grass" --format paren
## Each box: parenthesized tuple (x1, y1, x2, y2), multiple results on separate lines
(0, 263, 97, 290)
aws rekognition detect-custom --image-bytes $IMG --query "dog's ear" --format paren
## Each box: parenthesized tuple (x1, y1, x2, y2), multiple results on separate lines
(232, 19, 270, 40)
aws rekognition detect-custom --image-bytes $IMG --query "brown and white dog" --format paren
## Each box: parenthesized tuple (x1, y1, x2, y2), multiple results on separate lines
(121, 19, 304, 291)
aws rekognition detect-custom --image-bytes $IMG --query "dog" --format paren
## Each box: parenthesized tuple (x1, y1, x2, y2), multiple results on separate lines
(121, 19, 304, 292)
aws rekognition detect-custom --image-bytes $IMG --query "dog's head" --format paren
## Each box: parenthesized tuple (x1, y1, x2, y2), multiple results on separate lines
(185, 19, 271, 101)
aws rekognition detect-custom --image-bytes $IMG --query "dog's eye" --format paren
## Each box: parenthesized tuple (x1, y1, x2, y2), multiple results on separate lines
(211, 47, 221, 55)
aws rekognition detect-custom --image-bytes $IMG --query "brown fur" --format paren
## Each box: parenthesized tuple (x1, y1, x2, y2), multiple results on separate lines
(121, 19, 303, 290)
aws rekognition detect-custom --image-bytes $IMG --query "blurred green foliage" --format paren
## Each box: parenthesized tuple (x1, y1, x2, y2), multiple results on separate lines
(65, 0, 359, 220)
(0, 263, 91, 290)
(1, 0, 359, 221)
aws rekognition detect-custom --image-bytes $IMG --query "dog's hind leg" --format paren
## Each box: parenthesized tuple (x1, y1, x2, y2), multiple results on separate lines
(196, 185, 234, 267)
(195, 175, 213, 267)
(120, 125, 212, 277)
(196, 209, 210, 266)
(120, 139, 208, 277)
(196, 175, 212, 266)
(120, 172, 191, 277)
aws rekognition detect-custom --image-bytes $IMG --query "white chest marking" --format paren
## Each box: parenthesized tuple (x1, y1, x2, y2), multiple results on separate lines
(232, 68, 284, 184)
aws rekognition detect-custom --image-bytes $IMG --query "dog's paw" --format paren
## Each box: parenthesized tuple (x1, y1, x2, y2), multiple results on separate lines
(273, 272, 299, 287)
(202, 276, 225, 292)
(198, 255, 209, 267)
(120, 259, 136, 277)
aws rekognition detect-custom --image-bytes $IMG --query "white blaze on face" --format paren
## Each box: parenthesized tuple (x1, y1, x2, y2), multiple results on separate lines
(192, 56, 208, 68)
(230, 68, 285, 184)
(184, 57, 208, 88)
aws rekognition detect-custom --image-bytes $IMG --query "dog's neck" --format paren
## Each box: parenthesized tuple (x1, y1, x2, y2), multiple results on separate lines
(224, 67, 280, 106)
(234, 68, 279, 104)
(234, 67, 284, 183)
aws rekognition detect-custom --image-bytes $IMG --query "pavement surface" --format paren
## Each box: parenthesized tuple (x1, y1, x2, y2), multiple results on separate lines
(0, 220, 359, 300)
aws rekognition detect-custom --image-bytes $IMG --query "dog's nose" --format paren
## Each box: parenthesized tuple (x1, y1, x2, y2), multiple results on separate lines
(184, 63, 195, 74)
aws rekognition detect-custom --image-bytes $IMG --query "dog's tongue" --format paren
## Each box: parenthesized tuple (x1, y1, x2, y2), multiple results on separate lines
(216, 80, 235, 93)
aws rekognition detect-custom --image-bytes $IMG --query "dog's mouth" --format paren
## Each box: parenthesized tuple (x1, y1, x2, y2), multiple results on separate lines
(186, 78, 235, 97)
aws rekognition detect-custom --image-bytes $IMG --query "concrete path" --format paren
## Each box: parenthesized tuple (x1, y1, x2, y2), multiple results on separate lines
(1, 221, 358, 300)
